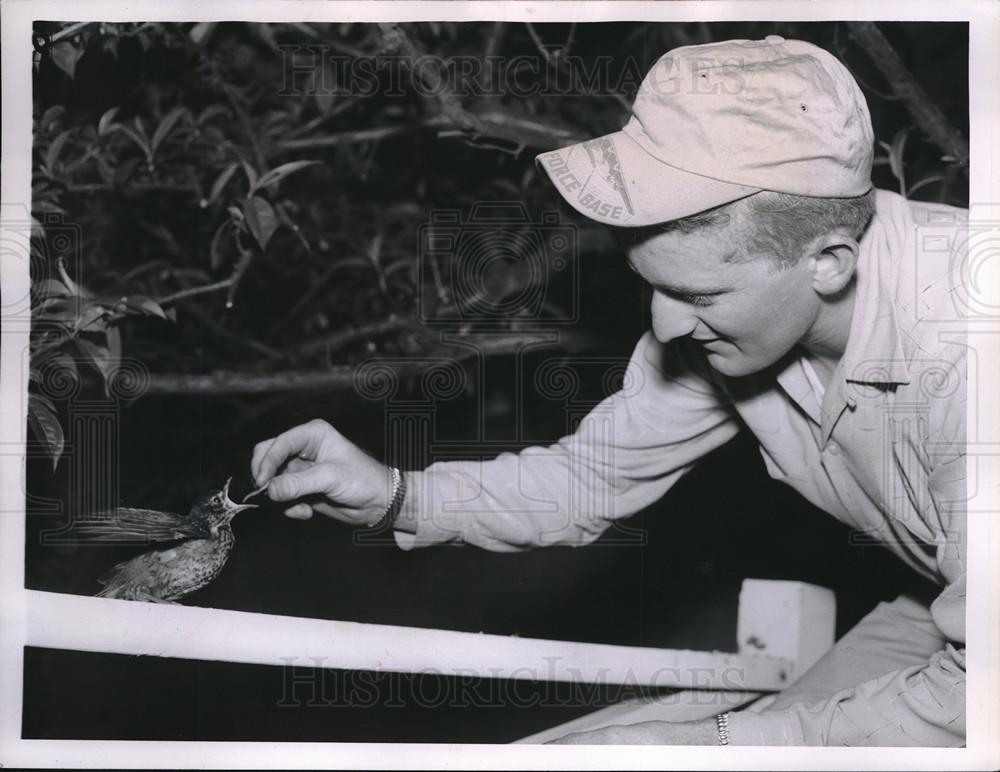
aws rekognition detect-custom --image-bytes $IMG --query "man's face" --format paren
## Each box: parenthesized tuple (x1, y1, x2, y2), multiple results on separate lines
(623, 219, 822, 377)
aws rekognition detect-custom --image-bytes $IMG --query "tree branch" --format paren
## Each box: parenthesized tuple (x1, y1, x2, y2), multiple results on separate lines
(846, 22, 969, 174)
(157, 279, 234, 307)
(144, 332, 585, 394)
(288, 317, 419, 360)
(378, 22, 487, 136)
(275, 112, 584, 154)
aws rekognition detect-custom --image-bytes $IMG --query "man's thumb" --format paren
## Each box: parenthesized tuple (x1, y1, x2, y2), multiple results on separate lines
(268, 464, 335, 502)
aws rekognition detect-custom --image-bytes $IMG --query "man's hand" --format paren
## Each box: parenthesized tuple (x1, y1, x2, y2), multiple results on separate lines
(251, 419, 393, 526)
(545, 718, 718, 745)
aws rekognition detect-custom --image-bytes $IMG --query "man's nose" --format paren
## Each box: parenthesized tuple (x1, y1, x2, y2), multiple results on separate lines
(650, 291, 697, 343)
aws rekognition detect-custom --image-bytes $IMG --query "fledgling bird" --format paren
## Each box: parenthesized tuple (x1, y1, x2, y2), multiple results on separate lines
(72, 478, 262, 603)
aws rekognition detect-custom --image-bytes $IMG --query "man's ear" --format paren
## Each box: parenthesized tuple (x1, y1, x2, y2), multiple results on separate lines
(807, 232, 859, 296)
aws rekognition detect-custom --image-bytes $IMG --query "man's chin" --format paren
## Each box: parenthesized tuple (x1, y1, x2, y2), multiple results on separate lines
(703, 349, 776, 378)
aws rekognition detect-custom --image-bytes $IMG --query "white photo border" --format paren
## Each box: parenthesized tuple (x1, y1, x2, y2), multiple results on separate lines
(1, 1, 997, 769)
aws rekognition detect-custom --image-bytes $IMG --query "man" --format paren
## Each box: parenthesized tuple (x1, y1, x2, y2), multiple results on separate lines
(250, 37, 966, 746)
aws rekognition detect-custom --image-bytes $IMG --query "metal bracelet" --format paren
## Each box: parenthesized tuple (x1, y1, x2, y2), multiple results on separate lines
(715, 711, 731, 746)
(368, 467, 405, 529)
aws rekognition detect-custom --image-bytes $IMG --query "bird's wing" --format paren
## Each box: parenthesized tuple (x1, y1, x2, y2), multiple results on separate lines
(97, 546, 182, 595)
(97, 540, 222, 601)
(71, 508, 210, 542)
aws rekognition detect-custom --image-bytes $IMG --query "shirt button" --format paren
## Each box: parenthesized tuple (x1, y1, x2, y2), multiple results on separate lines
(825, 441, 840, 456)
(765, 35, 785, 45)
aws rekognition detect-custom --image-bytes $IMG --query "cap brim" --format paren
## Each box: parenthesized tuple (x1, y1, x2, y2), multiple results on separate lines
(536, 130, 760, 227)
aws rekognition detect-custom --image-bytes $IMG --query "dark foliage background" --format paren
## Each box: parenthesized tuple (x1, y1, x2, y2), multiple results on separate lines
(24, 20, 965, 742)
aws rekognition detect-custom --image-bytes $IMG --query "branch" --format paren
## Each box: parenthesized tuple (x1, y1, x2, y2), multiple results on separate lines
(49, 21, 93, 44)
(144, 332, 585, 394)
(157, 279, 233, 307)
(846, 22, 969, 174)
(289, 317, 419, 360)
(61, 181, 200, 195)
(275, 112, 584, 154)
(378, 22, 487, 136)
(179, 302, 284, 360)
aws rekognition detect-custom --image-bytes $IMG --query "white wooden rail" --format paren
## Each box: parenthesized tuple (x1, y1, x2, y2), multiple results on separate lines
(24, 588, 796, 691)
(517, 579, 837, 742)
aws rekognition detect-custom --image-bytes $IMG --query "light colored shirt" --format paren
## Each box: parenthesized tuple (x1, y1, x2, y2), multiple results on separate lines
(395, 189, 968, 746)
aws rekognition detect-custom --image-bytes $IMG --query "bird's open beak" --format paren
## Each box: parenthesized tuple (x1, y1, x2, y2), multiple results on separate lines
(222, 478, 259, 517)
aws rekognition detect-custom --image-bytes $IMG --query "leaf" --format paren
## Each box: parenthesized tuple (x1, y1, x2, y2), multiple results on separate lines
(98, 106, 120, 136)
(75, 303, 108, 333)
(151, 106, 188, 155)
(32, 200, 66, 215)
(45, 129, 74, 173)
(907, 174, 945, 199)
(210, 220, 233, 270)
(314, 56, 337, 114)
(189, 21, 217, 45)
(106, 326, 122, 379)
(252, 23, 279, 52)
(31, 392, 57, 413)
(242, 196, 278, 250)
(40, 105, 66, 133)
(76, 336, 114, 381)
(208, 163, 239, 206)
(241, 160, 259, 190)
(252, 160, 320, 193)
(50, 40, 84, 79)
(884, 129, 908, 195)
(126, 296, 167, 319)
(196, 104, 230, 125)
(28, 394, 65, 470)
(33, 279, 70, 299)
(33, 296, 83, 323)
(108, 122, 151, 158)
(289, 22, 320, 38)
(56, 258, 86, 297)
(114, 156, 141, 185)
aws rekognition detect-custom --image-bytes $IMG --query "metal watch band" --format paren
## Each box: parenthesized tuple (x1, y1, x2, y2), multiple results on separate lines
(715, 711, 731, 746)
(368, 467, 405, 530)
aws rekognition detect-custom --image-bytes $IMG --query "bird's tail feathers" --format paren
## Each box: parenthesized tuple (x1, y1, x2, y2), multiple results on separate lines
(68, 507, 210, 543)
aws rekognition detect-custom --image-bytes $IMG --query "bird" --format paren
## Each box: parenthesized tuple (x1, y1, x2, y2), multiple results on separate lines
(71, 478, 263, 603)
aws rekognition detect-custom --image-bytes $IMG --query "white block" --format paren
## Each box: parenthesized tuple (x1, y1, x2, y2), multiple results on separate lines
(737, 579, 836, 680)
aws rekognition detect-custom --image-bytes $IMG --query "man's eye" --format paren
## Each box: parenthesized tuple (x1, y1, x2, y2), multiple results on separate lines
(671, 292, 714, 307)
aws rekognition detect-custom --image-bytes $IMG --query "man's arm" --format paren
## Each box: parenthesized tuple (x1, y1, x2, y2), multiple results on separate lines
(393, 332, 740, 551)
(725, 363, 968, 747)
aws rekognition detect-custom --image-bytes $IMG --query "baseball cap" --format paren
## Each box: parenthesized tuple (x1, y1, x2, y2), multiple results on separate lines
(536, 36, 874, 227)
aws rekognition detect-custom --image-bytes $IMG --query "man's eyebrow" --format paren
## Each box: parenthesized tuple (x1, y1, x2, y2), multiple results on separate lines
(624, 257, 733, 295)
(653, 283, 731, 297)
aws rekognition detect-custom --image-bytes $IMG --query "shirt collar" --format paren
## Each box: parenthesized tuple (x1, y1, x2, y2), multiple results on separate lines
(817, 191, 914, 441)
(839, 190, 914, 388)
